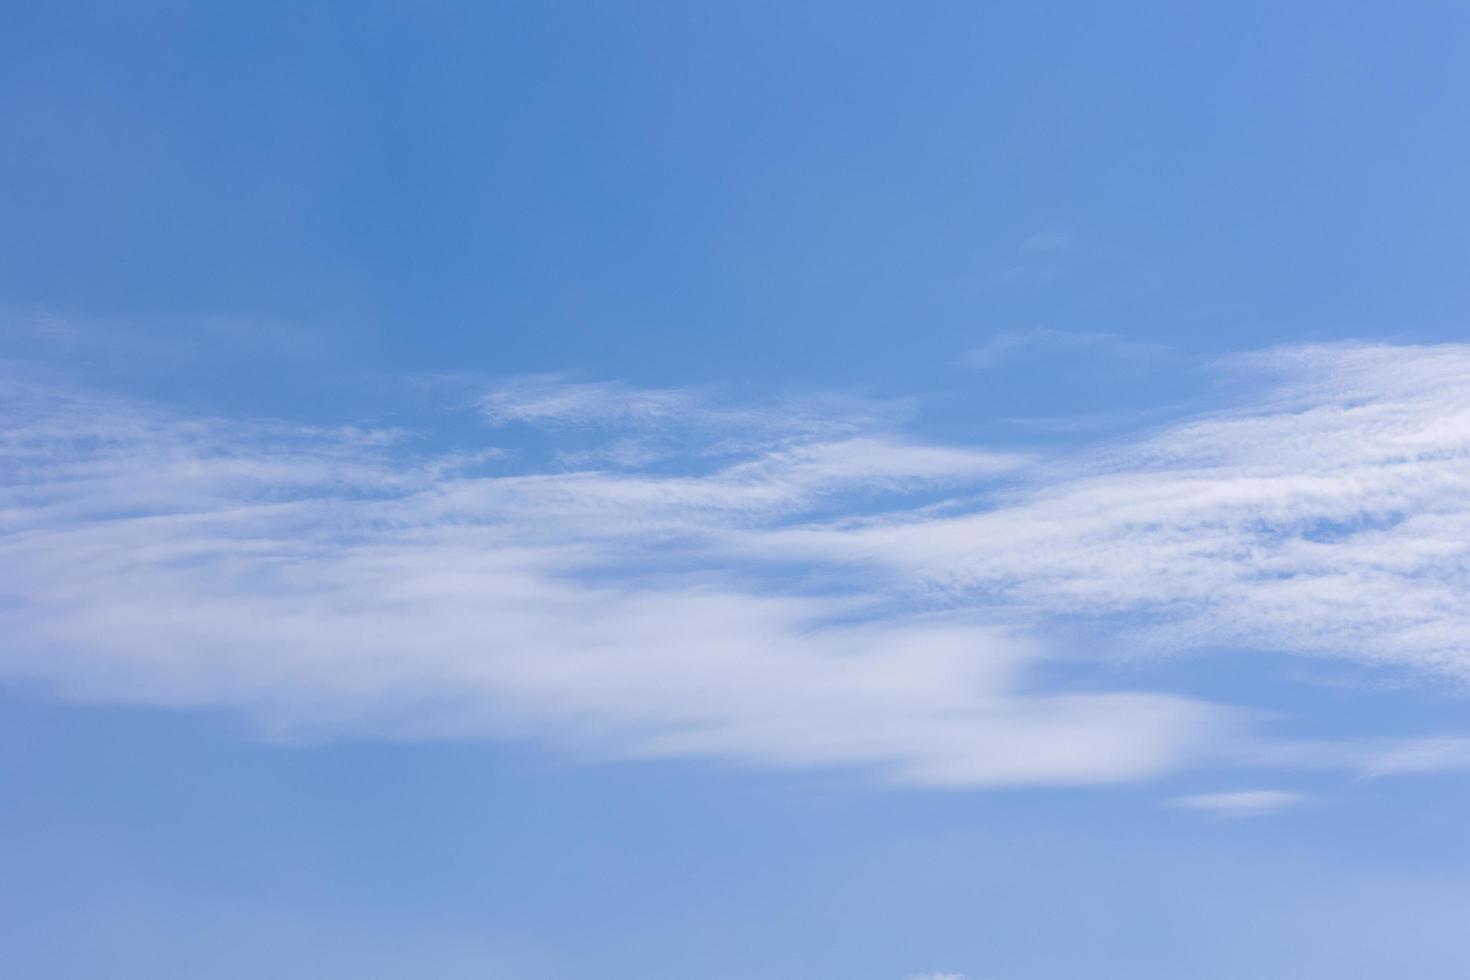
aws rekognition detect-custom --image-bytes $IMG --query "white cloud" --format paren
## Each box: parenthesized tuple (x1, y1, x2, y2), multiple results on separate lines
(765, 343, 1470, 681)
(1169, 790, 1307, 817)
(479, 374, 699, 428)
(0, 370, 1219, 787)
(1356, 736, 1470, 777)
(5, 344, 1470, 789)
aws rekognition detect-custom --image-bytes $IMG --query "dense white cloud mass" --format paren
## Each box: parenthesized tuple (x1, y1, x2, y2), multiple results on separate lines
(2, 343, 1469, 788)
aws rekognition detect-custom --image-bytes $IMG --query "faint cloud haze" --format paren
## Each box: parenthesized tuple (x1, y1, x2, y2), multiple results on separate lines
(1016, 229, 1076, 255)
(964, 325, 1167, 370)
(1169, 790, 1308, 817)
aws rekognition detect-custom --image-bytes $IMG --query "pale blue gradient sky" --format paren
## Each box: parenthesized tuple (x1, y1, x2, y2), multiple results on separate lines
(5, 4, 1470, 978)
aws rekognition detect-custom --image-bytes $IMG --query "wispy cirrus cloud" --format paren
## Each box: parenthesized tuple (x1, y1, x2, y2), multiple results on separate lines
(478, 375, 699, 428)
(1, 369, 1198, 787)
(4, 343, 1470, 790)
(1169, 790, 1307, 817)
(475, 373, 913, 471)
(766, 343, 1470, 681)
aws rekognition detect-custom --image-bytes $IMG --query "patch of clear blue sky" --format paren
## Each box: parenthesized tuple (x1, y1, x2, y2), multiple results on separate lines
(5, 2, 1470, 977)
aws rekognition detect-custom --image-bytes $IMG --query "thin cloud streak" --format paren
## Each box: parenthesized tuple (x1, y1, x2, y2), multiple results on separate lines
(1169, 790, 1307, 817)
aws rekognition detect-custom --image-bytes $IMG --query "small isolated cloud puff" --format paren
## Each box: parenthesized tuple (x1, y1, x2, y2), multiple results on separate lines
(1169, 790, 1307, 817)
(905, 972, 971, 980)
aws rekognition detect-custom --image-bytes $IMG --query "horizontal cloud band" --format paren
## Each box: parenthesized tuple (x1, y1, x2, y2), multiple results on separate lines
(2, 343, 1468, 788)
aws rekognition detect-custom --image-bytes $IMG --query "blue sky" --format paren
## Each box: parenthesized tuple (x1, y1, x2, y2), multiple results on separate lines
(6, 3, 1470, 978)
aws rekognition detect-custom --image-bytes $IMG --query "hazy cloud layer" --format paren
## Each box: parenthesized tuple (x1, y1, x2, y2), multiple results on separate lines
(3, 343, 1470, 788)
